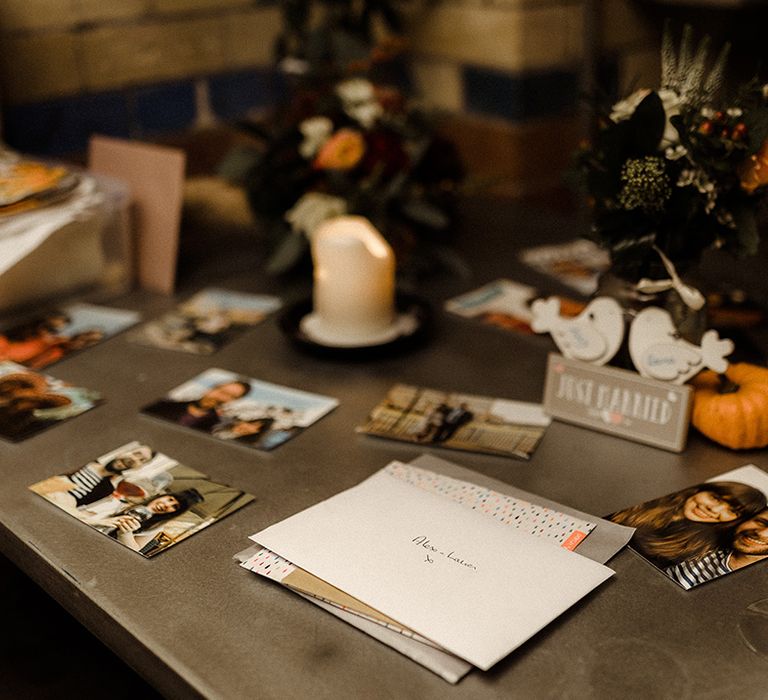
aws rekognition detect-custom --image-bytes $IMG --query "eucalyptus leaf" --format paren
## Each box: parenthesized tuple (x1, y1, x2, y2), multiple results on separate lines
(217, 146, 262, 184)
(429, 244, 472, 279)
(266, 229, 309, 275)
(400, 200, 450, 229)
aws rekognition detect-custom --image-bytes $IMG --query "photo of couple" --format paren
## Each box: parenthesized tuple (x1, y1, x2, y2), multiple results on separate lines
(0, 361, 102, 441)
(128, 288, 281, 355)
(608, 465, 768, 589)
(141, 367, 338, 451)
(30, 441, 254, 558)
(0, 303, 139, 369)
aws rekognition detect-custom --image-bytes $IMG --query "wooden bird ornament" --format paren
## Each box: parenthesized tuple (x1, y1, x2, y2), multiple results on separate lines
(531, 296, 625, 365)
(628, 306, 734, 384)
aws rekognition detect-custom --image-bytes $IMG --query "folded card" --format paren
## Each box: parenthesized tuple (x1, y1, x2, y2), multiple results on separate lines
(251, 462, 613, 670)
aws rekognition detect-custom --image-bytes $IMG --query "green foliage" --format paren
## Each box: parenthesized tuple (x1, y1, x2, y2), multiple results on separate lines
(577, 30, 768, 281)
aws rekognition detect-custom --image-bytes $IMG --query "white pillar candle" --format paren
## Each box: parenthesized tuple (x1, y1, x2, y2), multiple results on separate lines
(302, 215, 396, 346)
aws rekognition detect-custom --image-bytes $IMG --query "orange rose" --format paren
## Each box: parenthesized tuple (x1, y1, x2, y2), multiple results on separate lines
(740, 140, 768, 194)
(313, 129, 365, 171)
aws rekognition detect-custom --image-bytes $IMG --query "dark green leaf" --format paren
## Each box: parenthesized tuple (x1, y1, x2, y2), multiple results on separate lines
(627, 91, 666, 154)
(400, 200, 450, 229)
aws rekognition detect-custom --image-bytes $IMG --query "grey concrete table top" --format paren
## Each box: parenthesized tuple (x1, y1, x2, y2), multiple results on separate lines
(2, 198, 768, 699)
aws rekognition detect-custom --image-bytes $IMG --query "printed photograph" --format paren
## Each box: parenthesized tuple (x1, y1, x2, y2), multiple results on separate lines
(30, 441, 254, 558)
(518, 239, 610, 296)
(0, 303, 140, 369)
(129, 287, 281, 354)
(357, 384, 550, 459)
(0, 361, 102, 442)
(142, 367, 338, 451)
(445, 279, 585, 335)
(608, 465, 768, 589)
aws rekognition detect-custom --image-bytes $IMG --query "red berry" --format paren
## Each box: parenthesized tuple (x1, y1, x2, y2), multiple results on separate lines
(698, 120, 713, 135)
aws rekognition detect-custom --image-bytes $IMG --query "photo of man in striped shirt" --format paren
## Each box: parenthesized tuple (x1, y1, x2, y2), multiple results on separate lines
(29, 442, 155, 507)
(666, 509, 768, 589)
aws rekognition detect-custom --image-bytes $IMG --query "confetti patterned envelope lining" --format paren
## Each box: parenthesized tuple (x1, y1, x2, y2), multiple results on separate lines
(384, 462, 596, 549)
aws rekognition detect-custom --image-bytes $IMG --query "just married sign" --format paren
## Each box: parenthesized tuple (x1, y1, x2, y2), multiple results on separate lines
(542, 354, 693, 452)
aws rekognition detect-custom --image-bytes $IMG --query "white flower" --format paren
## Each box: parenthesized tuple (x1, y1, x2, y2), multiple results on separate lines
(298, 116, 333, 159)
(726, 107, 743, 118)
(336, 78, 376, 105)
(665, 144, 688, 161)
(610, 88, 683, 148)
(285, 192, 348, 239)
(610, 88, 652, 122)
(335, 78, 383, 129)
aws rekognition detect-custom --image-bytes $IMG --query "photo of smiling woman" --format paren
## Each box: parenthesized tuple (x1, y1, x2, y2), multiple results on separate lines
(100, 490, 204, 553)
(608, 481, 767, 569)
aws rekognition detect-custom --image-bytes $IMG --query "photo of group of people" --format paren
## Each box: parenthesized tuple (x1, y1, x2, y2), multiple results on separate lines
(0, 361, 102, 441)
(142, 368, 338, 451)
(357, 384, 550, 459)
(128, 288, 281, 355)
(30, 441, 254, 557)
(608, 465, 768, 589)
(0, 303, 139, 369)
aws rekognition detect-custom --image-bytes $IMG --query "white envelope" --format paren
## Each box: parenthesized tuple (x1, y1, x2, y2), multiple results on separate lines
(251, 462, 613, 671)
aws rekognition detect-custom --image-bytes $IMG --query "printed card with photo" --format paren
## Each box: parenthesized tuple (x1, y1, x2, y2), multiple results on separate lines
(519, 239, 610, 295)
(30, 441, 254, 558)
(445, 279, 585, 334)
(0, 302, 140, 369)
(0, 361, 102, 442)
(607, 464, 768, 589)
(129, 287, 281, 354)
(142, 367, 338, 451)
(357, 384, 551, 459)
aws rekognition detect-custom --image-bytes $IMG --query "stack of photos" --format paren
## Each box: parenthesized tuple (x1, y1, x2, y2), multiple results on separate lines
(129, 287, 281, 355)
(0, 302, 140, 369)
(518, 239, 610, 296)
(142, 368, 338, 451)
(0, 361, 102, 441)
(0, 159, 80, 215)
(608, 464, 768, 589)
(357, 384, 551, 459)
(30, 441, 254, 558)
(445, 279, 585, 335)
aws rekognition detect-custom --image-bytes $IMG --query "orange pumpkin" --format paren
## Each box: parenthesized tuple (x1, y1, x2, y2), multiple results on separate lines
(690, 363, 768, 449)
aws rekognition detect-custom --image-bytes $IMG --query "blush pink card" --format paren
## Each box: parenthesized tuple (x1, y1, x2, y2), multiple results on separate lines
(89, 135, 186, 294)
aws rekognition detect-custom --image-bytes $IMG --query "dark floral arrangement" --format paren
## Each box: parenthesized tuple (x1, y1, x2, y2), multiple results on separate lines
(576, 25, 768, 284)
(222, 0, 464, 276)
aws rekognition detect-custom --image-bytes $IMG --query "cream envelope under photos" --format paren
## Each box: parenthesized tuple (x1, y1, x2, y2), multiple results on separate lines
(251, 462, 613, 671)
